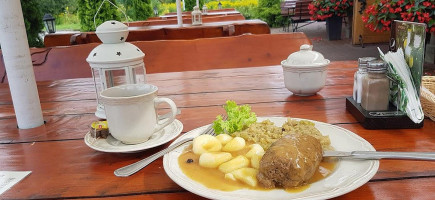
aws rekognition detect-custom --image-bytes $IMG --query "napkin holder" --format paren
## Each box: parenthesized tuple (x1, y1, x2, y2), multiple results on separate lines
(346, 97, 424, 129)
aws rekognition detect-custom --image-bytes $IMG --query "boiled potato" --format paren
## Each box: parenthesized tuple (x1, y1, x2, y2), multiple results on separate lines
(216, 134, 233, 145)
(222, 137, 246, 152)
(192, 135, 222, 155)
(250, 152, 264, 169)
(218, 155, 249, 173)
(245, 144, 265, 158)
(224, 173, 237, 181)
(230, 168, 259, 187)
(199, 152, 232, 168)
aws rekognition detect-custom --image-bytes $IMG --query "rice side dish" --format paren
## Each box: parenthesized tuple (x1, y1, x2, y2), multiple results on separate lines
(233, 118, 331, 150)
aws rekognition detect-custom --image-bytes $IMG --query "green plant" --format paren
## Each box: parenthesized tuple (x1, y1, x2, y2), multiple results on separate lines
(21, 0, 44, 47)
(362, 0, 434, 33)
(256, 0, 284, 27)
(206, 0, 258, 19)
(308, 0, 353, 21)
(185, 0, 204, 11)
(158, 0, 258, 19)
(119, 0, 153, 21)
(159, 3, 178, 14)
(78, 0, 121, 31)
(39, 0, 78, 16)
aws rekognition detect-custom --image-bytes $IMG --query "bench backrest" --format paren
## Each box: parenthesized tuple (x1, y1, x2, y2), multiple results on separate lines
(71, 20, 270, 45)
(281, 0, 312, 19)
(0, 33, 311, 82)
(164, 8, 236, 16)
(128, 14, 245, 27)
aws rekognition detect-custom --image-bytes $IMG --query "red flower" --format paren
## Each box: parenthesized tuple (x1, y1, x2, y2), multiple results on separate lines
(308, 0, 353, 20)
(422, 1, 431, 7)
(363, 0, 434, 33)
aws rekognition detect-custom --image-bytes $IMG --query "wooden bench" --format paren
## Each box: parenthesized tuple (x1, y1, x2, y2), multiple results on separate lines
(1, 33, 311, 82)
(44, 15, 247, 47)
(69, 20, 270, 46)
(281, 0, 315, 32)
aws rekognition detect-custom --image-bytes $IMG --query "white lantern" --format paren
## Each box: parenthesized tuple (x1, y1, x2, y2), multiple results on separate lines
(86, 20, 146, 119)
(202, 5, 208, 14)
(191, 6, 202, 26)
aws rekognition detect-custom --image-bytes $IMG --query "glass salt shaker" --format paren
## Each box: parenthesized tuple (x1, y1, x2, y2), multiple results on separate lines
(353, 57, 376, 103)
(361, 60, 390, 111)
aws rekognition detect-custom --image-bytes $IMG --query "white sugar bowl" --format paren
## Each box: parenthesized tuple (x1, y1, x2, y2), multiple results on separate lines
(281, 44, 330, 96)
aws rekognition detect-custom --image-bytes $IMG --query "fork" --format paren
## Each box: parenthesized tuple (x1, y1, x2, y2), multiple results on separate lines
(114, 115, 225, 177)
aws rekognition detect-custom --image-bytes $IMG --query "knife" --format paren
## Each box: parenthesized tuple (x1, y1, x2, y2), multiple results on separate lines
(323, 151, 435, 161)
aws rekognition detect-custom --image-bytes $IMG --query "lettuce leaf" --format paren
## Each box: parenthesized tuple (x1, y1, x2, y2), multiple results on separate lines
(212, 100, 257, 135)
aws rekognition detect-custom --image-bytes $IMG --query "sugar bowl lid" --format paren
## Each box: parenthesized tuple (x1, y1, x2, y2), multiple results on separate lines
(281, 44, 330, 68)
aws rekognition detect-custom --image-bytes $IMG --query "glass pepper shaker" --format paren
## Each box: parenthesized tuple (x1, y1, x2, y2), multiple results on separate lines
(361, 60, 390, 111)
(353, 57, 376, 103)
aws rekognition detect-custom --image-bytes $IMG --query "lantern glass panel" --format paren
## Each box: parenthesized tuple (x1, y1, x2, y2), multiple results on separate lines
(91, 64, 146, 109)
(45, 21, 55, 33)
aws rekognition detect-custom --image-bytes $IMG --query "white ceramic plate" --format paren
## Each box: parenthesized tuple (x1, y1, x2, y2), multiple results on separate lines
(163, 117, 379, 200)
(84, 119, 183, 153)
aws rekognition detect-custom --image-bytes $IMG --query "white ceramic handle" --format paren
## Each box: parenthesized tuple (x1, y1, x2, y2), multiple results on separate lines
(153, 97, 177, 133)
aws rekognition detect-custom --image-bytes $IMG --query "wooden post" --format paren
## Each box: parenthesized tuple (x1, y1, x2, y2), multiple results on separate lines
(0, 0, 44, 129)
(176, 0, 183, 27)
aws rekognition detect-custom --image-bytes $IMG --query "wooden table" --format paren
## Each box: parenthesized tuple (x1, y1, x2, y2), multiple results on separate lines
(0, 61, 434, 199)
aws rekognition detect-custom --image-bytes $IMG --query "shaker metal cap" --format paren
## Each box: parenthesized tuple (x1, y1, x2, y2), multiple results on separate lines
(358, 57, 377, 64)
(367, 60, 387, 73)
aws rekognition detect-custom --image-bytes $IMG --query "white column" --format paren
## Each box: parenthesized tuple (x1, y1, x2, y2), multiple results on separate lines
(176, 0, 183, 27)
(196, 0, 199, 7)
(0, 0, 44, 129)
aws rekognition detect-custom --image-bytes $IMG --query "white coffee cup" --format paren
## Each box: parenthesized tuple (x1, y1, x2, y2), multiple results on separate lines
(100, 84, 177, 144)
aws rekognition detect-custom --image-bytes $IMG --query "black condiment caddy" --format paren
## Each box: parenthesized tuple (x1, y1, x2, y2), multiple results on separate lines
(346, 97, 424, 129)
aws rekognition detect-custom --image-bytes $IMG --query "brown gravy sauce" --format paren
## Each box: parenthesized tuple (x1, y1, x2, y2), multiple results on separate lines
(178, 144, 336, 193)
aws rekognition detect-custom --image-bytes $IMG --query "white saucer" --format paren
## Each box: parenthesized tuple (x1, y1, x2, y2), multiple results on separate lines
(84, 119, 183, 153)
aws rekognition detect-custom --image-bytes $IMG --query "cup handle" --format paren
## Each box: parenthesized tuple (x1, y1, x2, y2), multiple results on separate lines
(153, 97, 177, 133)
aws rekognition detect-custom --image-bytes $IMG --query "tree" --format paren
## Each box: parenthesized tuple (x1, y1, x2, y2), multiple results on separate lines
(185, 0, 204, 11)
(122, 0, 153, 21)
(21, 0, 44, 47)
(256, 0, 284, 27)
(38, 0, 79, 16)
(78, 0, 121, 31)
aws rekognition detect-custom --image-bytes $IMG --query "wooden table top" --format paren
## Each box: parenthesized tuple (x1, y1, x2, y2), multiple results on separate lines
(0, 61, 434, 199)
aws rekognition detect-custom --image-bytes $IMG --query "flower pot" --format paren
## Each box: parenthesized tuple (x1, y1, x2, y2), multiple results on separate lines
(326, 15, 342, 40)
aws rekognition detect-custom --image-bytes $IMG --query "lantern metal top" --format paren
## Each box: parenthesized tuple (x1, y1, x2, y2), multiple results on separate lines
(43, 13, 55, 21)
(86, 20, 145, 68)
(95, 20, 129, 44)
(192, 6, 201, 13)
(86, 43, 145, 67)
